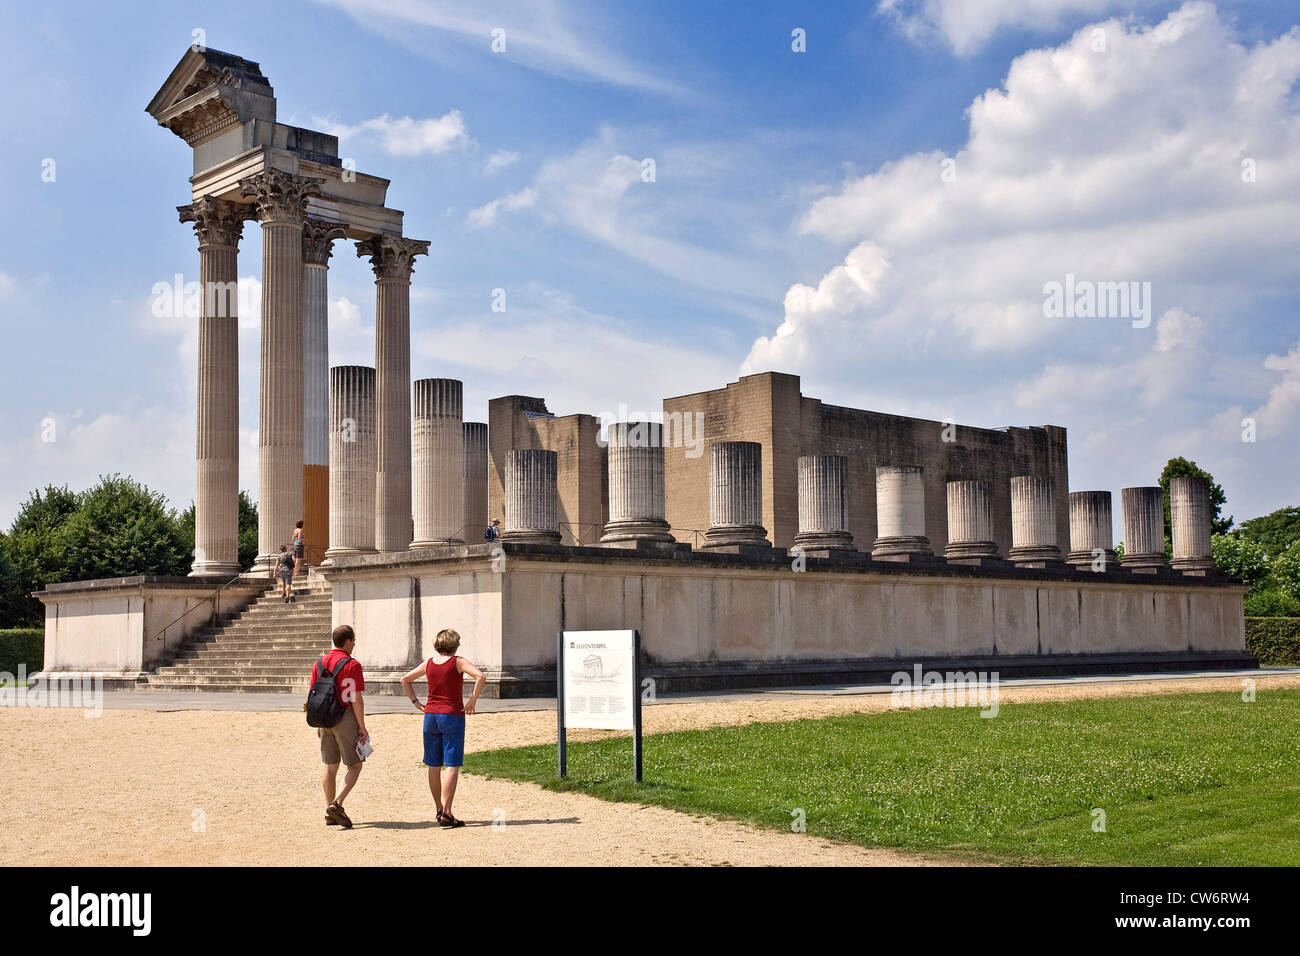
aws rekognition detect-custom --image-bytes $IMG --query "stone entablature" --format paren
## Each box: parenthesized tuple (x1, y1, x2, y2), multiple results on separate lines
(147, 47, 404, 241)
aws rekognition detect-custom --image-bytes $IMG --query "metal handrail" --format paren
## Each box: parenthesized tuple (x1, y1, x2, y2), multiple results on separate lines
(150, 570, 261, 653)
(668, 527, 707, 548)
(558, 521, 604, 546)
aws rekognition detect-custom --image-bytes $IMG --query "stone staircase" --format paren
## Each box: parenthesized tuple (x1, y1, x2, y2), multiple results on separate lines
(144, 578, 333, 693)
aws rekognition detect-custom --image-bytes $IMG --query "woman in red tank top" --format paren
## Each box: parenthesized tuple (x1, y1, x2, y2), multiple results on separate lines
(399, 628, 486, 828)
(424, 654, 465, 714)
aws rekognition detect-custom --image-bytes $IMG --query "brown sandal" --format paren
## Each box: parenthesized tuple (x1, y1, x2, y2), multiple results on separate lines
(327, 802, 353, 828)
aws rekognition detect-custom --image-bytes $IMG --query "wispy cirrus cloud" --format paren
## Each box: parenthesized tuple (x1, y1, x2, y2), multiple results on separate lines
(312, 0, 687, 96)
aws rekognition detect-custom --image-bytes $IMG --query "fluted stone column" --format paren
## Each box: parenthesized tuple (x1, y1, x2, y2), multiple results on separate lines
(1121, 486, 1169, 571)
(944, 480, 999, 562)
(702, 442, 770, 550)
(302, 217, 347, 560)
(412, 378, 465, 548)
(463, 422, 489, 544)
(601, 421, 675, 547)
(1068, 491, 1117, 570)
(357, 235, 431, 553)
(872, 466, 932, 559)
(179, 197, 248, 575)
(501, 449, 561, 543)
(793, 455, 853, 552)
(323, 366, 377, 562)
(1009, 476, 1062, 566)
(241, 170, 322, 571)
(1171, 477, 1215, 573)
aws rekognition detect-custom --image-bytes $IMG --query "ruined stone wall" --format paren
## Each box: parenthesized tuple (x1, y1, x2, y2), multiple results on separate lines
(664, 373, 1069, 553)
(487, 396, 607, 542)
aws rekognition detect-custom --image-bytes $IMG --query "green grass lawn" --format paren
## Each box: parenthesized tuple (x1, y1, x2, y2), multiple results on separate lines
(468, 689, 1300, 865)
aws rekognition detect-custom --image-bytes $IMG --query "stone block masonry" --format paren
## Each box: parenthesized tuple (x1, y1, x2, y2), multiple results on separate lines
(663, 372, 1069, 552)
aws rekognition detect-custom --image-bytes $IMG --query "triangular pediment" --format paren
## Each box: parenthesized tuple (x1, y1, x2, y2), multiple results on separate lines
(146, 47, 275, 144)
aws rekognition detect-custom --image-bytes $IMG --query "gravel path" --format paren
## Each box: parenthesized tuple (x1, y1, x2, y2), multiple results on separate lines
(3, 673, 1293, 866)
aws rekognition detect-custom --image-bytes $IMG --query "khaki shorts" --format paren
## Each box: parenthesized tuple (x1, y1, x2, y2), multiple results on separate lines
(320, 707, 362, 767)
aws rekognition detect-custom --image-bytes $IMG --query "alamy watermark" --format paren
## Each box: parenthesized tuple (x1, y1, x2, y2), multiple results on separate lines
(0, 666, 103, 717)
(595, 404, 706, 458)
(890, 664, 1000, 717)
(1042, 273, 1151, 328)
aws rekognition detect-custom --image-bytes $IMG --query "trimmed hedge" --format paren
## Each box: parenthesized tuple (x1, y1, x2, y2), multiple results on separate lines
(1245, 617, 1300, 666)
(0, 628, 43, 677)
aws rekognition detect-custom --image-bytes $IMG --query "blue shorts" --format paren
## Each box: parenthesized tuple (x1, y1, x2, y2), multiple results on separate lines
(423, 713, 466, 767)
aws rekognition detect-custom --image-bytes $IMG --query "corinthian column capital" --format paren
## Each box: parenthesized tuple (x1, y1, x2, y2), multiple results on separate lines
(178, 196, 250, 248)
(303, 217, 348, 265)
(239, 169, 323, 224)
(356, 235, 431, 281)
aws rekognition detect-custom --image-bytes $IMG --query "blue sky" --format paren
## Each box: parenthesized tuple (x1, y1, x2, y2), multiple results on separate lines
(2, 0, 1298, 532)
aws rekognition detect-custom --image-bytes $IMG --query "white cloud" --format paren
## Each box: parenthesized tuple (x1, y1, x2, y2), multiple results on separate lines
(878, 0, 1166, 55)
(0, 271, 15, 299)
(746, 2, 1300, 520)
(484, 149, 519, 174)
(412, 283, 736, 421)
(467, 187, 537, 227)
(318, 111, 473, 157)
(327, 296, 375, 368)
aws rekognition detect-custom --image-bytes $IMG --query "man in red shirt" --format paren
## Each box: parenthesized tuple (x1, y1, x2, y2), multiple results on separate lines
(311, 624, 368, 828)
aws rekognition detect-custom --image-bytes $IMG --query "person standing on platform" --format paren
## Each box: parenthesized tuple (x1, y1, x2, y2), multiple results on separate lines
(292, 519, 306, 576)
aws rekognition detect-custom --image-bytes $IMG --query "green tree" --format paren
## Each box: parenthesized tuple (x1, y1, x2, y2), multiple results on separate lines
(178, 490, 260, 571)
(1159, 457, 1231, 537)
(1211, 533, 1270, 588)
(1269, 540, 1300, 601)
(58, 475, 189, 582)
(0, 533, 24, 627)
(1237, 506, 1300, 557)
(4, 485, 79, 626)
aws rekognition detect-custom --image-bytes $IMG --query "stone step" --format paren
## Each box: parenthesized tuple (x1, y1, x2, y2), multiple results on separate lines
(143, 679, 310, 693)
(204, 625, 330, 639)
(234, 603, 332, 615)
(174, 644, 329, 657)
(171, 647, 330, 660)
(188, 628, 329, 641)
(170, 658, 327, 670)
(220, 618, 332, 630)
(184, 637, 331, 649)
(146, 580, 337, 691)
(155, 664, 322, 677)
(237, 604, 332, 618)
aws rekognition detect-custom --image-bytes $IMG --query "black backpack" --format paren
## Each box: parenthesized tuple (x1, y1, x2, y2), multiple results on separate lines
(305, 653, 351, 729)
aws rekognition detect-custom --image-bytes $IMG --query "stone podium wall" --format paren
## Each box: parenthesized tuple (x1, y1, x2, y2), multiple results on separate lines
(321, 545, 1248, 694)
(36, 577, 265, 682)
